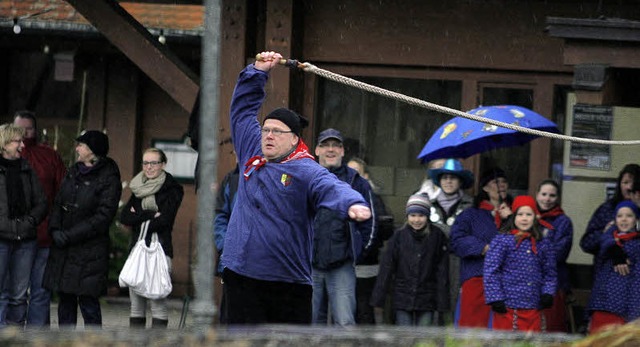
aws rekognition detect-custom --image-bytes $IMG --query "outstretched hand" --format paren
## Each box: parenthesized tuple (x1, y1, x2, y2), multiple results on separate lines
(348, 204, 371, 222)
(255, 51, 282, 72)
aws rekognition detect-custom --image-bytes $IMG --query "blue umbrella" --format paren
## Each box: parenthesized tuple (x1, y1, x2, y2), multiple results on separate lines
(417, 105, 560, 163)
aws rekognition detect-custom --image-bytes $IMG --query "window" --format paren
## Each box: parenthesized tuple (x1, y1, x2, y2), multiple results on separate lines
(316, 77, 461, 169)
(479, 86, 534, 196)
(315, 76, 461, 220)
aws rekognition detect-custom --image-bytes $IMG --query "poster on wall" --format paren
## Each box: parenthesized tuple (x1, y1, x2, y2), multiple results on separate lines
(569, 104, 613, 171)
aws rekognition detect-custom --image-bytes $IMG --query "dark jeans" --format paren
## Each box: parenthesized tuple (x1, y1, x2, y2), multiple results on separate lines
(0, 239, 37, 327)
(223, 269, 312, 324)
(27, 247, 51, 326)
(58, 292, 102, 327)
(355, 276, 376, 324)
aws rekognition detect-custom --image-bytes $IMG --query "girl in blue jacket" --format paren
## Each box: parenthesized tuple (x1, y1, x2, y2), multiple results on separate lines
(588, 200, 640, 334)
(484, 195, 557, 332)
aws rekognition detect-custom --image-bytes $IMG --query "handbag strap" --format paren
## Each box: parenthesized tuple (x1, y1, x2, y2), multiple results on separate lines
(150, 231, 159, 244)
(138, 220, 150, 241)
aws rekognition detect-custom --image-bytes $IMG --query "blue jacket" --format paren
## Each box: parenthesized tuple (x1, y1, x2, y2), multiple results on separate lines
(541, 213, 573, 291)
(581, 200, 616, 256)
(588, 225, 640, 321)
(581, 200, 616, 311)
(450, 207, 499, 284)
(312, 164, 375, 270)
(222, 65, 367, 285)
(213, 166, 239, 275)
(484, 234, 557, 310)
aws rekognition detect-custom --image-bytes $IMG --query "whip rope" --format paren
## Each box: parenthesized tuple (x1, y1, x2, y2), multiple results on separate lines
(296, 62, 640, 146)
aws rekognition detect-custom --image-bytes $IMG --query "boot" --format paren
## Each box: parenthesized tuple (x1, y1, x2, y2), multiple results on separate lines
(130, 316, 146, 328)
(152, 318, 168, 328)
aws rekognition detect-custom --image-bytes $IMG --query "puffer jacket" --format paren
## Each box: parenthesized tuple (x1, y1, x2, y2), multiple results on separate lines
(119, 172, 184, 258)
(589, 225, 640, 321)
(0, 158, 47, 241)
(43, 157, 122, 297)
(484, 233, 557, 310)
(370, 224, 450, 312)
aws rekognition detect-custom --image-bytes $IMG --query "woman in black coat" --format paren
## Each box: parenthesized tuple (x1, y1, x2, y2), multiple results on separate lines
(43, 130, 122, 327)
(119, 148, 183, 329)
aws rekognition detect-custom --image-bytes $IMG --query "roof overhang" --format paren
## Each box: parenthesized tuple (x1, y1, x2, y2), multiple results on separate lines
(0, 19, 203, 43)
(546, 17, 640, 42)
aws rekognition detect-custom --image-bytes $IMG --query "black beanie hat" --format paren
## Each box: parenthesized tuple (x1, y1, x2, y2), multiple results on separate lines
(76, 130, 109, 157)
(478, 167, 506, 188)
(263, 108, 309, 136)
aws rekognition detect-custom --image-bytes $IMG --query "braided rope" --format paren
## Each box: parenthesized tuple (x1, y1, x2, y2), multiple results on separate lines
(300, 62, 640, 146)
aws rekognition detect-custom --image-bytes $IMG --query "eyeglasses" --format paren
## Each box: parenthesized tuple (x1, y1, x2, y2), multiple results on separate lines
(142, 161, 162, 167)
(261, 127, 293, 136)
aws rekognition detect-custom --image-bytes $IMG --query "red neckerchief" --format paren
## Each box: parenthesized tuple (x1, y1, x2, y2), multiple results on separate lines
(511, 229, 537, 254)
(539, 205, 564, 219)
(479, 200, 502, 229)
(613, 229, 640, 248)
(243, 139, 315, 180)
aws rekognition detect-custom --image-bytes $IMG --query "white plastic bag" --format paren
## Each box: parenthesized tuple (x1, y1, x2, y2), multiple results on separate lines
(118, 220, 172, 299)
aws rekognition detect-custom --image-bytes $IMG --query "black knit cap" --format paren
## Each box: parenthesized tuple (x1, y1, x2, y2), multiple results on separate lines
(263, 108, 309, 136)
(478, 167, 506, 188)
(76, 130, 109, 157)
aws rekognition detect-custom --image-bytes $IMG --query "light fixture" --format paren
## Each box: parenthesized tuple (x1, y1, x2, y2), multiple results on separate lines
(12, 18, 21, 34)
(158, 30, 166, 44)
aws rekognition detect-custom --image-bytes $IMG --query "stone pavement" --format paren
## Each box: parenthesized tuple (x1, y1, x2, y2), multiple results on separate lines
(48, 295, 193, 330)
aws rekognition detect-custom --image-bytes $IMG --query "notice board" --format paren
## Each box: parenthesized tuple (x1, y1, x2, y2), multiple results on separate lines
(569, 104, 613, 171)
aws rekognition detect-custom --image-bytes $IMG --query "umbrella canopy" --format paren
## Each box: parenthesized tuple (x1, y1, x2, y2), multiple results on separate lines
(417, 105, 559, 163)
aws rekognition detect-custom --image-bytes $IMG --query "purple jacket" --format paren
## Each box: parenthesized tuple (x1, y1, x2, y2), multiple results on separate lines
(484, 234, 557, 309)
(450, 207, 499, 284)
(541, 213, 573, 291)
(221, 64, 367, 285)
(588, 225, 640, 321)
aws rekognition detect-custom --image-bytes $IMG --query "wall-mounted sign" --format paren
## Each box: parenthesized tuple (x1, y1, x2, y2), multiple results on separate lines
(153, 139, 197, 182)
(569, 104, 613, 171)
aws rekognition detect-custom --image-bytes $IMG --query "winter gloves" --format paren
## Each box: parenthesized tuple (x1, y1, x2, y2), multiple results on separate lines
(490, 295, 554, 313)
(609, 245, 628, 265)
(539, 294, 554, 309)
(490, 301, 507, 314)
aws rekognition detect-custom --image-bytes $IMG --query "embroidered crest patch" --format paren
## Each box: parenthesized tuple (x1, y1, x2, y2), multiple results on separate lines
(280, 173, 292, 187)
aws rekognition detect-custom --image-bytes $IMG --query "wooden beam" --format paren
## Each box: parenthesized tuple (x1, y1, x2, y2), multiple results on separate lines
(262, 0, 295, 112)
(217, 0, 247, 179)
(564, 41, 640, 69)
(65, 0, 199, 112)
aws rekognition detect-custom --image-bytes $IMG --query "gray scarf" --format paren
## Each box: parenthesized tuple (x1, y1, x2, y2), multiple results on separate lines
(436, 190, 463, 215)
(129, 170, 166, 211)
